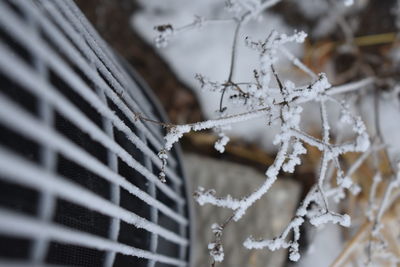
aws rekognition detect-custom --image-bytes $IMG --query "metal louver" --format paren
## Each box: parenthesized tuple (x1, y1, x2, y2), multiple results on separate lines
(0, 0, 191, 266)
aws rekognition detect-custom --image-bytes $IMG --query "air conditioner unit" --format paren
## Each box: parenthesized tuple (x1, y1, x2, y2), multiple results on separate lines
(0, 0, 192, 266)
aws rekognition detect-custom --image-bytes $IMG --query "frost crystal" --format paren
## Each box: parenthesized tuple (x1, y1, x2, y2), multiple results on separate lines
(154, 24, 174, 48)
(214, 132, 230, 153)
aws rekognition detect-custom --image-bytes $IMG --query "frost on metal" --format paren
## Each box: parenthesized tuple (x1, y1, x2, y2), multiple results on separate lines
(0, 0, 190, 266)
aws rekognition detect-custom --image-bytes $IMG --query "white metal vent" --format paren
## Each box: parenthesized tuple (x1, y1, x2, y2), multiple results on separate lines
(0, 0, 190, 266)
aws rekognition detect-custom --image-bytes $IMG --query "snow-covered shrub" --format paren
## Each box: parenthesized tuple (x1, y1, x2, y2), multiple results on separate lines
(134, 0, 400, 265)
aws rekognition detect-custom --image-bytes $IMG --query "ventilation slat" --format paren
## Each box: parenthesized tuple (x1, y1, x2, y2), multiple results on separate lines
(0, 94, 187, 225)
(0, 208, 187, 266)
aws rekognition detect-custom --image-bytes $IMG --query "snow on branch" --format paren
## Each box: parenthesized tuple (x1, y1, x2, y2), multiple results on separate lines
(151, 27, 370, 262)
(147, 1, 378, 264)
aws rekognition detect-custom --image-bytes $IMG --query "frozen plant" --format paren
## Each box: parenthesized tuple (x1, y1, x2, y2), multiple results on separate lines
(133, 0, 400, 265)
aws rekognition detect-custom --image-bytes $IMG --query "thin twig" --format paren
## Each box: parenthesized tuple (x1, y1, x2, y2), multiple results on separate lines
(219, 21, 242, 112)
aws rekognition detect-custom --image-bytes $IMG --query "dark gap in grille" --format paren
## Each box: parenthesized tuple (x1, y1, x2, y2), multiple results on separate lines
(120, 188, 151, 221)
(0, 72, 38, 116)
(49, 67, 103, 127)
(117, 158, 147, 192)
(156, 262, 177, 267)
(157, 237, 180, 261)
(0, 235, 31, 260)
(0, 179, 38, 216)
(107, 97, 137, 136)
(57, 154, 110, 199)
(71, 62, 97, 93)
(170, 148, 180, 170)
(114, 125, 148, 188)
(152, 161, 186, 233)
(148, 142, 160, 156)
(0, 123, 40, 164)
(113, 254, 148, 267)
(53, 199, 110, 238)
(4, 1, 26, 20)
(0, 28, 32, 67)
(155, 201, 180, 234)
(55, 111, 108, 165)
(156, 179, 180, 213)
(46, 242, 105, 266)
(168, 148, 183, 179)
(117, 221, 150, 251)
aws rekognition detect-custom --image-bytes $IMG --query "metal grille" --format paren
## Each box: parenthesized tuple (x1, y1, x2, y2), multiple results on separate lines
(0, 0, 191, 266)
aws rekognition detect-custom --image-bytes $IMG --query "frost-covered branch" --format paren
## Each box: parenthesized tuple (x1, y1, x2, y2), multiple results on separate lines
(148, 1, 382, 264)
(163, 107, 271, 150)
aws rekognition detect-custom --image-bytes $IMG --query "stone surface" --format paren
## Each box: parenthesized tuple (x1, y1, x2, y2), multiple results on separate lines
(183, 153, 301, 267)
